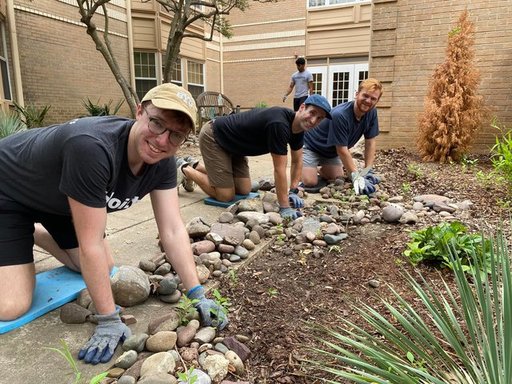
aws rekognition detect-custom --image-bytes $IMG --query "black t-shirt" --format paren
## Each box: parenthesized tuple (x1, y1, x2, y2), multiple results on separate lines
(0, 116, 176, 215)
(212, 107, 304, 156)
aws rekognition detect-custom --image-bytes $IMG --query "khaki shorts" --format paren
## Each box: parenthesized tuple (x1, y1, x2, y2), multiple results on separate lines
(199, 121, 250, 188)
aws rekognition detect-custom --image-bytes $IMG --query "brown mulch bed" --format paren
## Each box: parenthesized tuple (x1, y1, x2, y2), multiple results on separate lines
(180, 143, 509, 383)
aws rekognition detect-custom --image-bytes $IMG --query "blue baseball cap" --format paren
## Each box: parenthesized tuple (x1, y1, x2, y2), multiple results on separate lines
(304, 94, 332, 119)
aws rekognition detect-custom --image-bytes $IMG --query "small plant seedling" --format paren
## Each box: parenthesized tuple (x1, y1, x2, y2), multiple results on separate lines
(228, 269, 238, 285)
(328, 245, 341, 253)
(407, 163, 423, 178)
(177, 366, 198, 384)
(267, 287, 278, 298)
(211, 289, 231, 311)
(401, 182, 412, 194)
(176, 295, 199, 325)
(45, 339, 108, 384)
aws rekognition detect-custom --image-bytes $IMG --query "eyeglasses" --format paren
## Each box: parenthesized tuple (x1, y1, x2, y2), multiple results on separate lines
(143, 106, 188, 146)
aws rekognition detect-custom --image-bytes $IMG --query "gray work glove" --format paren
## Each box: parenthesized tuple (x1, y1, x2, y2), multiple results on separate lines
(187, 285, 228, 330)
(279, 206, 302, 220)
(78, 306, 131, 365)
(288, 192, 304, 208)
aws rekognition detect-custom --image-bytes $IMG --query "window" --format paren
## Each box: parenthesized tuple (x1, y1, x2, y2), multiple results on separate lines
(134, 52, 157, 101)
(187, 61, 204, 99)
(308, 0, 368, 8)
(0, 22, 12, 101)
(170, 58, 182, 86)
(311, 63, 368, 107)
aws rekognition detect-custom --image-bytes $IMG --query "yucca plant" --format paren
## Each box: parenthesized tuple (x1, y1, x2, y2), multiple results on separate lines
(0, 109, 26, 138)
(307, 230, 512, 383)
(13, 101, 51, 128)
(82, 97, 124, 116)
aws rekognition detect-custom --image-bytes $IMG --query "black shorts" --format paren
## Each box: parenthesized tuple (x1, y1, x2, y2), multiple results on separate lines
(0, 197, 78, 266)
(294, 96, 308, 111)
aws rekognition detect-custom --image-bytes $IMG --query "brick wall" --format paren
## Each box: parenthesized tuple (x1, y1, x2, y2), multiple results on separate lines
(14, 0, 131, 124)
(371, 0, 512, 153)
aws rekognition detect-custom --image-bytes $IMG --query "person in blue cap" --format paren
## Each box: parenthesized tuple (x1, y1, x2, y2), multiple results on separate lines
(0, 83, 227, 365)
(177, 94, 332, 220)
(302, 78, 383, 196)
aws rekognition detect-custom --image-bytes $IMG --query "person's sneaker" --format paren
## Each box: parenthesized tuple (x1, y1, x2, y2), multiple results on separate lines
(183, 155, 200, 169)
(176, 157, 195, 192)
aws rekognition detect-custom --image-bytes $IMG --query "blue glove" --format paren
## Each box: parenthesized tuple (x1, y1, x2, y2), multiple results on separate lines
(279, 206, 302, 220)
(362, 178, 376, 195)
(78, 306, 131, 365)
(187, 285, 228, 330)
(288, 192, 304, 208)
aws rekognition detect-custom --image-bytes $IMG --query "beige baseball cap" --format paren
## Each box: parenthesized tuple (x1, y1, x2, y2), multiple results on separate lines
(141, 83, 198, 128)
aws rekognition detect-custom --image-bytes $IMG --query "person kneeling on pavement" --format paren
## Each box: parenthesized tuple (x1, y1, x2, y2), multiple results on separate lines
(176, 94, 333, 220)
(0, 83, 227, 365)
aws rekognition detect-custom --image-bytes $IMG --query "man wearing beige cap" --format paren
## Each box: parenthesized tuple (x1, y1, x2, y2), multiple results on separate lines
(0, 83, 227, 365)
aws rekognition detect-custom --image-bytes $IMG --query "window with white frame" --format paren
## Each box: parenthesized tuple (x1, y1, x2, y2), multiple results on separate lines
(170, 58, 182, 86)
(134, 52, 158, 101)
(0, 21, 12, 101)
(187, 61, 204, 99)
(310, 63, 368, 107)
(308, 0, 369, 8)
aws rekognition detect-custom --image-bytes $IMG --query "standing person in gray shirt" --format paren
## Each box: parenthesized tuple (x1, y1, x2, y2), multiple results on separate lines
(282, 57, 315, 111)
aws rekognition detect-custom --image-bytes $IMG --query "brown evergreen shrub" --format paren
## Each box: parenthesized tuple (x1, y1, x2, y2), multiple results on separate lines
(417, 10, 486, 163)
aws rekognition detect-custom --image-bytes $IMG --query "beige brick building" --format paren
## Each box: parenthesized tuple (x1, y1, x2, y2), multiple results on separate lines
(1, 0, 511, 152)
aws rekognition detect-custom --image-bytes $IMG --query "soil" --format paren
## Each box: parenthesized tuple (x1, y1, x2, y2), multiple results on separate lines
(178, 143, 509, 383)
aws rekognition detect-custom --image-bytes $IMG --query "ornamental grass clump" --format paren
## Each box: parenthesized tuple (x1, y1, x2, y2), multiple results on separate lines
(417, 10, 486, 163)
(306, 230, 512, 383)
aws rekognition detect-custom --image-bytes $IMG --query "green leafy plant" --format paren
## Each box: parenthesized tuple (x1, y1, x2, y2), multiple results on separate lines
(0, 109, 26, 138)
(307, 230, 512, 383)
(82, 97, 124, 116)
(255, 101, 268, 108)
(460, 154, 478, 169)
(177, 366, 198, 384)
(13, 101, 51, 128)
(406, 163, 423, 178)
(401, 182, 412, 194)
(45, 339, 108, 384)
(211, 288, 231, 312)
(403, 221, 492, 276)
(267, 287, 278, 298)
(228, 269, 238, 286)
(176, 295, 199, 325)
(491, 118, 512, 188)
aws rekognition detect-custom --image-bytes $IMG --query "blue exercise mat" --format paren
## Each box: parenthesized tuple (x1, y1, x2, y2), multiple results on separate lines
(204, 192, 260, 207)
(0, 266, 117, 334)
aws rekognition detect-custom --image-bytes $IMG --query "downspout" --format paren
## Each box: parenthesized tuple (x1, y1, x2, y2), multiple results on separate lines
(6, 0, 23, 106)
(125, 0, 136, 92)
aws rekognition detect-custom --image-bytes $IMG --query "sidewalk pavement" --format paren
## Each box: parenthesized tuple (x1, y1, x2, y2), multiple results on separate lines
(0, 154, 276, 384)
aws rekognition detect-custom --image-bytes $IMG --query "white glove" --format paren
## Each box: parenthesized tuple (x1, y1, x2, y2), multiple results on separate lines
(351, 171, 365, 195)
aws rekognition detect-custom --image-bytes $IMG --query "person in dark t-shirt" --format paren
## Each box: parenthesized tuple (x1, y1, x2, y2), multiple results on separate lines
(179, 94, 332, 220)
(0, 84, 227, 365)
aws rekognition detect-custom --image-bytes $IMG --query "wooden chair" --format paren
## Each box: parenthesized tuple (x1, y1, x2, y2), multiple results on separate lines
(195, 91, 236, 132)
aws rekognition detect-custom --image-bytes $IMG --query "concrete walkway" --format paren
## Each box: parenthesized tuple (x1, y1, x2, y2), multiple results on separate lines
(0, 154, 276, 384)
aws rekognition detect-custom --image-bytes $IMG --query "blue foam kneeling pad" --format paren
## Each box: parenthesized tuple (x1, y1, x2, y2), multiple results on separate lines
(0, 266, 117, 334)
(204, 192, 260, 207)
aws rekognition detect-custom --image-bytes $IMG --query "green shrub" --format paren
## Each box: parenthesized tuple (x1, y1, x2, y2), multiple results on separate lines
(403, 221, 492, 276)
(491, 118, 512, 188)
(0, 109, 26, 138)
(82, 98, 124, 116)
(307, 230, 512, 383)
(13, 101, 51, 128)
